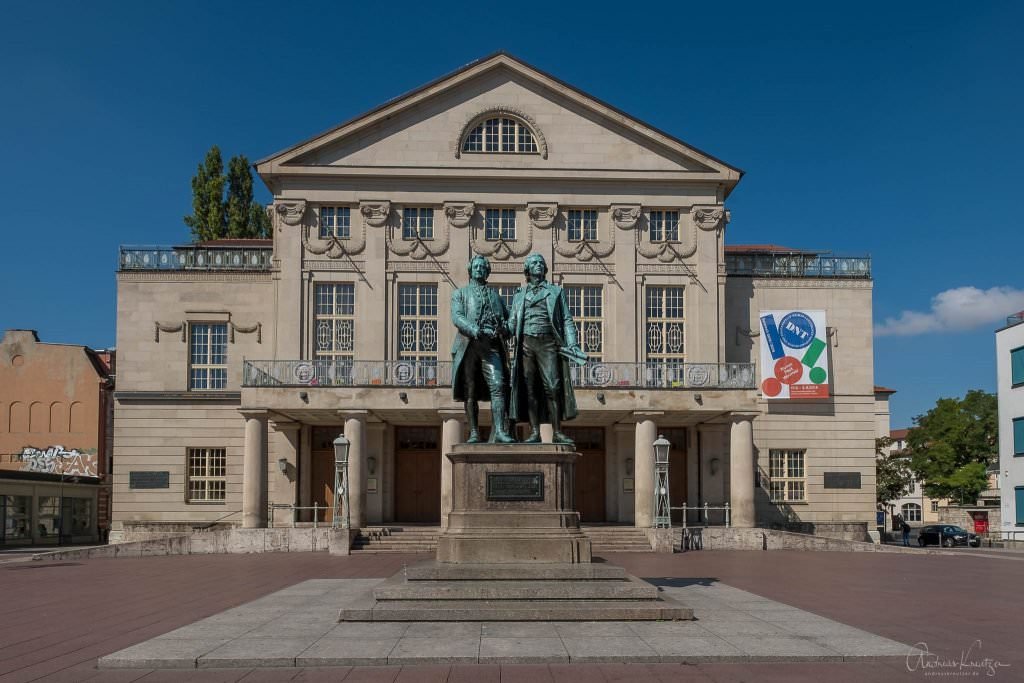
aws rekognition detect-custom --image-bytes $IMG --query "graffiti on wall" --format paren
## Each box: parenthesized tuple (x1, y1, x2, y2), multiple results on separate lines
(18, 445, 98, 477)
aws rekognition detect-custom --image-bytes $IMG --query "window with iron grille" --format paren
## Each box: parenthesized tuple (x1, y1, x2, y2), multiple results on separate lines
(649, 210, 680, 242)
(189, 323, 228, 390)
(402, 207, 434, 240)
(567, 209, 598, 242)
(484, 208, 516, 241)
(645, 286, 685, 363)
(768, 449, 806, 502)
(565, 285, 603, 360)
(398, 284, 438, 370)
(315, 284, 355, 376)
(319, 206, 351, 239)
(187, 448, 226, 502)
(462, 117, 538, 153)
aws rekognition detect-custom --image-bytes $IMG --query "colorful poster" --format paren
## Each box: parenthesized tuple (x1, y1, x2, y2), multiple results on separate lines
(758, 310, 830, 399)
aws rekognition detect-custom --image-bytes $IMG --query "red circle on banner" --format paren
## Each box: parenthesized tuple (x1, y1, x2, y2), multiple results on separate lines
(774, 356, 803, 385)
(761, 378, 783, 397)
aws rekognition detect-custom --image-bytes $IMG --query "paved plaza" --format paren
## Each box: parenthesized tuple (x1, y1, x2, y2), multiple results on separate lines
(1, 550, 1020, 682)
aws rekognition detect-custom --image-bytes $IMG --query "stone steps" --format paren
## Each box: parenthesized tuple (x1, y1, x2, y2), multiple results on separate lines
(581, 527, 652, 552)
(350, 527, 440, 554)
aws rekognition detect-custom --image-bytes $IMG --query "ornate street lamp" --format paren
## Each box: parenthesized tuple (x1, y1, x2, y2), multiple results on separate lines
(333, 434, 351, 529)
(653, 434, 671, 528)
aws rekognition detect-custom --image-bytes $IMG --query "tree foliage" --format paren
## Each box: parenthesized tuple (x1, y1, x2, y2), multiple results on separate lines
(183, 146, 226, 242)
(185, 147, 270, 241)
(875, 436, 914, 505)
(906, 389, 997, 503)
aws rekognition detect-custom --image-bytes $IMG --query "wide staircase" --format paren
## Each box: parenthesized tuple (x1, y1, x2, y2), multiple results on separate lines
(581, 525, 653, 553)
(350, 526, 439, 553)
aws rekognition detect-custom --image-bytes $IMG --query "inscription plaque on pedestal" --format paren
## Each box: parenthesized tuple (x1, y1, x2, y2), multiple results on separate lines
(486, 472, 544, 501)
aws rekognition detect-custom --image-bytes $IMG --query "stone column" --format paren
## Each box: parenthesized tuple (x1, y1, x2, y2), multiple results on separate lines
(343, 412, 367, 529)
(633, 418, 658, 528)
(729, 415, 756, 528)
(241, 410, 268, 529)
(439, 411, 465, 531)
(299, 424, 312, 522)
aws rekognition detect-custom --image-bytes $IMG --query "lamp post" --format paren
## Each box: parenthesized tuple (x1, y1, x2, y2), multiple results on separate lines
(653, 434, 671, 528)
(332, 434, 351, 529)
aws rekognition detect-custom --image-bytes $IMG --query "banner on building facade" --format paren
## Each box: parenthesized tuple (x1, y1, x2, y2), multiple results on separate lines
(758, 309, 830, 399)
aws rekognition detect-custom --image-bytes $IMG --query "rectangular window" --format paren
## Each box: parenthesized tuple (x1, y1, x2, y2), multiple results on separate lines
(1014, 417, 1024, 456)
(1012, 346, 1024, 387)
(187, 448, 227, 502)
(189, 323, 228, 390)
(402, 207, 434, 240)
(484, 208, 516, 241)
(567, 209, 598, 242)
(931, 500, 939, 513)
(491, 284, 518, 357)
(565, 285, 603, 360)
(398, 284, 439, 383)
(768, 449, 806, 502)
(319, 206, 351, 239)
(649, 210, 680, 242)
(37, 496, 60, 537)
(314, 284, 355, 382)
(485, 119, 500, 152)
(2, 495, 30, 543)
(645, 286, 685, 363)
(1017, 486, 1024, 526)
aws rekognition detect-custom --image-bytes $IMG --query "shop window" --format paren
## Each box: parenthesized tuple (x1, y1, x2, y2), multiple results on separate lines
(37, 496, 60, 537)
(2, 495, 30, 543)
(767, 449, 806, 502)
(187, 448, 227, 502)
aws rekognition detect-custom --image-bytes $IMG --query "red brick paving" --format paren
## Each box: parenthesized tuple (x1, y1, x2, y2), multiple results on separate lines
(0, 550, 1018, 682)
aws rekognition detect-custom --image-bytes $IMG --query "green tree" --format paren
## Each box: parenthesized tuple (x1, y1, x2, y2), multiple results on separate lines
(183, 146, 226, 241)
(906, 389, 997, 504)
(225, 155, 271, 238)
(875, 436, 914, 506)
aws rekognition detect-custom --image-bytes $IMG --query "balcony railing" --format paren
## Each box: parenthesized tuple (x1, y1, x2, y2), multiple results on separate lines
(725, 253, 871, 279)
(1006, 312, 1024, 327)
(243, 360, 756, 390)
(119, 245, 274, 271)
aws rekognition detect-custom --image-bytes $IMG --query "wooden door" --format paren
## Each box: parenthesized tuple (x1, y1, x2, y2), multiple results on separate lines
(394, 427, 441, 523)
(311, 449, 335, 523)
(567, 427, 606, 522)
(664, 428, 688, 523)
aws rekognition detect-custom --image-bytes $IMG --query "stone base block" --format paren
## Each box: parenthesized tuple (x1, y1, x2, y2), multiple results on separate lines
(339, 596, 692, 622)
(437, 532, 590, 564)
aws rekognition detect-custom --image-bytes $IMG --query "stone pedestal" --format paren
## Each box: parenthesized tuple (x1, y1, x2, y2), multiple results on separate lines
(438, 443, 591, 564)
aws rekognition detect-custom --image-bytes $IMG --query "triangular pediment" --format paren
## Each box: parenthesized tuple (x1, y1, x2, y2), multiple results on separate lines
(257, 53, 742, 184)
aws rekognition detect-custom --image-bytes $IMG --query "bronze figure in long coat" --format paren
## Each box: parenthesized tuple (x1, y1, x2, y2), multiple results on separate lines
(450, 255, 515, 443)
(505, 253, 584, 444)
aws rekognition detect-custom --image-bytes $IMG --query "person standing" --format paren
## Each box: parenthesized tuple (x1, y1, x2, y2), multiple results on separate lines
(505, 253, 586, 445)
(901, 516, 912, 547)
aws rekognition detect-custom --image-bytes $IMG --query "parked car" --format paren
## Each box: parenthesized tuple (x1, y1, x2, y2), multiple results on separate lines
(917, 525, 981, 548)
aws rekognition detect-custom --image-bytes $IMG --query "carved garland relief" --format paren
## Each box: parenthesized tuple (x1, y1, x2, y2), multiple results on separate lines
(635, 204, 730, 263)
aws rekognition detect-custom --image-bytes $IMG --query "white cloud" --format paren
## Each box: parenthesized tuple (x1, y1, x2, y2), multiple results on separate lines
(875, 286, 1024, 337)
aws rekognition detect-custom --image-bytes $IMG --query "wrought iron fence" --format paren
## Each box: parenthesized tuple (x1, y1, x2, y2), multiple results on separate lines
(243, 359, 755, 389)
(119, 245, 273, 271)
(725, 253, 871, 278)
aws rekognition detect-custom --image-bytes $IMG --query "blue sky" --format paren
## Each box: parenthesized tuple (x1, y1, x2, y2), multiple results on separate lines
(1, 1, 1021, 428)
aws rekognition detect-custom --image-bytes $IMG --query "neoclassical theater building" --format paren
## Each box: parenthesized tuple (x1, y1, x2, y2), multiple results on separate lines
(111, 53, 876, 543)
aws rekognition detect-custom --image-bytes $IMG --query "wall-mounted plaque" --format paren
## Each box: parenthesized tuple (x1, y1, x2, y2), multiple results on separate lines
(130, 471, 170, 489)
(823, 472, 861, 489)
(486, 472, 544, 501)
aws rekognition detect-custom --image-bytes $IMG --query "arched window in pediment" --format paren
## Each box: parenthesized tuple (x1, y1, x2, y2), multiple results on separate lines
(461, 114, 540, 155)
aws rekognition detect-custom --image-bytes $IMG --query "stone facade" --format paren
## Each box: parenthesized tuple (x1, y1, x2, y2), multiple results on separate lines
(110, 53, 876, 541)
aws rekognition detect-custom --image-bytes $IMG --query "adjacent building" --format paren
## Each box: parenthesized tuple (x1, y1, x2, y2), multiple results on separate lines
(111, 53, 877, 543)
(996, 311, 1024, 541)
(1, 330, 114, 546)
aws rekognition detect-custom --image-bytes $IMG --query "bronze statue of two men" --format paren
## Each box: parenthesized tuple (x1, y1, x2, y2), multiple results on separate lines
(451, 253, 586, 445)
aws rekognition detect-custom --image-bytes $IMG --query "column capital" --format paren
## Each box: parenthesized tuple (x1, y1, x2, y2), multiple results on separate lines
(630, 411, 665, 423)
(438, 409, 466, 421)
(338, 409, 370, 420)
(729, 412, 759, 424)
(239, 409, 269, 420)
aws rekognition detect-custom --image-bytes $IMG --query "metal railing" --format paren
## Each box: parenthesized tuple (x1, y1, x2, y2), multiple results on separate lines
(674, 502, 732, 529)
(119, 245, 274, 271)
(268, 503, 327, 528)
(725, 253, 871, 279)
(1006, 312, 1024, 327)
(243, 359, 756, 390)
